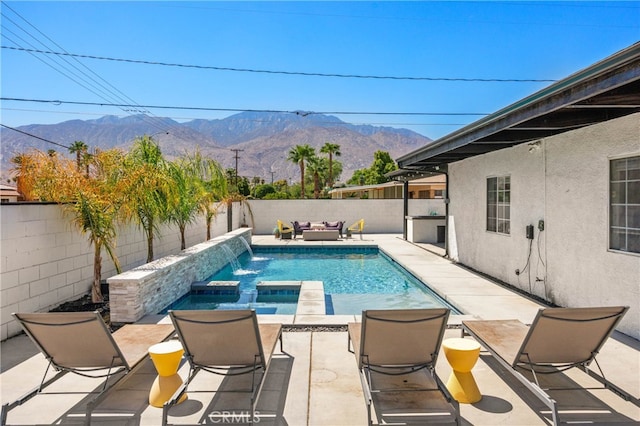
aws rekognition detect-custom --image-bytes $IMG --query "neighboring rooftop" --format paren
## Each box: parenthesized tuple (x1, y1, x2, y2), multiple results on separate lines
(0, 184, 21, 203)
(329, 176, 446, 199)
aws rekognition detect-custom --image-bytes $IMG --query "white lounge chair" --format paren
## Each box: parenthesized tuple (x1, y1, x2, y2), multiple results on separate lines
(2, 311, 174, 426)
(463, 306, 630, 425)
(164, 309, 283, 426)
(348, 308, 460, 425)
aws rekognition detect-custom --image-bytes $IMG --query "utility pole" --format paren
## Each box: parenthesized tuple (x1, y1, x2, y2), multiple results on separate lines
(230, 149, 244, 187)
(269, 171, 275, 184)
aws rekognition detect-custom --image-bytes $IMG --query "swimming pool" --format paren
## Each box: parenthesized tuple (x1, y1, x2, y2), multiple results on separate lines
(165, 247, 458, 315)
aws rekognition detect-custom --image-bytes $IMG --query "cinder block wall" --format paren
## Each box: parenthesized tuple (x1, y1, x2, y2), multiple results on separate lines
(0, 202, 234, 340)
(246, 199, 444, 235)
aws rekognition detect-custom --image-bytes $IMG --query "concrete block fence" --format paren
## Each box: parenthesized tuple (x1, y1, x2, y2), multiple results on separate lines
(247, 199, 444, 235)
(0, 202, 236, 340)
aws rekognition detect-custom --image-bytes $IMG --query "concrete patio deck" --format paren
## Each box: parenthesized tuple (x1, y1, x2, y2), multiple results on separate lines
(2, 234, 638, 425)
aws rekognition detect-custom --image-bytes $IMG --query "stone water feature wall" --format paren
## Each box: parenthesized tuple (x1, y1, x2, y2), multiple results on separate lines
(107, 228, 252, 323)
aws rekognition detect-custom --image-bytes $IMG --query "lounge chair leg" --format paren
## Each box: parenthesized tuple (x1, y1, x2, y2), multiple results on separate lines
(162, 403, 170, 426)
(551, 402, 560, 426)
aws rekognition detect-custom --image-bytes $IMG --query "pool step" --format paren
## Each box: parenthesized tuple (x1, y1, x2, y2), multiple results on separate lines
(189, 280, 327, 315)
(296, 281, 326, 316)
(255, 280, 327, 316)
(191, 280, 240, 295)
(256, 280, 302, 295)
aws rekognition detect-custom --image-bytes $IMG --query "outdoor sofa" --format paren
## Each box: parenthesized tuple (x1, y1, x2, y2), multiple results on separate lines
(292, 220, 344, 238)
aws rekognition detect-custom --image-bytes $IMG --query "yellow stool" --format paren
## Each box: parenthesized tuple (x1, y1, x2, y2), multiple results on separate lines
(148, 340, 188, 408)
(442, 338, 482, 403)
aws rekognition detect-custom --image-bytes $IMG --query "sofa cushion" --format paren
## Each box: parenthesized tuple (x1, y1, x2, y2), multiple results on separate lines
(325, 221, 341, 228)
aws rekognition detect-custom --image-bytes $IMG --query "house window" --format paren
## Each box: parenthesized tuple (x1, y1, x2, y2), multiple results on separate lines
(487, 176, 510, 234)
(610, 156, 640, 254)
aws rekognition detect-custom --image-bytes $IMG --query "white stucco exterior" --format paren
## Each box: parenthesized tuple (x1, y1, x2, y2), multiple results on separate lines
(447, 113, 640, 338)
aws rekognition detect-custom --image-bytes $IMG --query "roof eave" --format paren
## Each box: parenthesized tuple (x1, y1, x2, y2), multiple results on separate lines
(396, 42, 640, 169)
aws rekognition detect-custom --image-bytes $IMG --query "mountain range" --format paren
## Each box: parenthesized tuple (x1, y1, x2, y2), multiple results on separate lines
(0, 112, 432, 184)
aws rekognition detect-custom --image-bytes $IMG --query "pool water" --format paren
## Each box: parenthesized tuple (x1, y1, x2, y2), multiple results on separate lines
(165, 247, 458, 315)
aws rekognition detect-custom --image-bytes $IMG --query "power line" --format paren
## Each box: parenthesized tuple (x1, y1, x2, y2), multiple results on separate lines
(0, 98, 491, 117)
(1, 46, 558, 83)
(1, 124, 71, 149)
(1, 4, 174, 136)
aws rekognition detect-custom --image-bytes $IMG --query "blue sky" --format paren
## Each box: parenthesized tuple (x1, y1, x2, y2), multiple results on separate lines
(1, 1, 638, 140)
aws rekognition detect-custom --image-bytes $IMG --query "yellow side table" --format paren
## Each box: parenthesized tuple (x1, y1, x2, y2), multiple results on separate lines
(148, 340, 188, 408)
(442, 338, 482, 403)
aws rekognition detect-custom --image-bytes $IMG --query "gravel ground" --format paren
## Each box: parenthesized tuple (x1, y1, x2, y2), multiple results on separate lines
(51, 295, 348, 333)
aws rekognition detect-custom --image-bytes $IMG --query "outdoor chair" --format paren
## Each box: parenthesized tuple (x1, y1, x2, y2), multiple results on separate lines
(323, 220, 344, 237)
(347, 219, 365, 239)
(462, 306, 630, 425)
(348, 308, 460, 425)
(2, 311, 175, 426)
(164, 309, 283, 426)
(291, 220, 311, 238)
(276, 219, 293, 239)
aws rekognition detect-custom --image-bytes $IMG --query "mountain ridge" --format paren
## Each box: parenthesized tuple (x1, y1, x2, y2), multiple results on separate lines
(0, 112, 431, 183)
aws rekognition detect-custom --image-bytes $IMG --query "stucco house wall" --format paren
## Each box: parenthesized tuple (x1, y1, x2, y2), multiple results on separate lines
(447, 113, 640, 338)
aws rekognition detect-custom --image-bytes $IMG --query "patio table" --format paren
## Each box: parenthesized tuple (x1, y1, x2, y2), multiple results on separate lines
(148, 340, 188, 408)
(442, 337, 482, 403)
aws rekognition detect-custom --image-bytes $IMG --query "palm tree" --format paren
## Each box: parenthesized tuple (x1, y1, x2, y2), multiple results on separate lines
(17, 148, 124, 302)
(121, 135, 170, 263)
(287, 144, 315, 199)
(189, 153, 228, 240)
(320, 142, 341, 188)
(10, 152, 38, 201)
(306, 156, 327, 199)
(166, 152, 227, 249)
(11, 150, 69, 201)
(166, 159, 198, 250)
(69, 141, 88, 172)
(69, 187, 122, 303)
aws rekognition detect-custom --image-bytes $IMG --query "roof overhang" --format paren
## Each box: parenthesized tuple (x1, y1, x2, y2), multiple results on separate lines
(395, 42, 640, 175)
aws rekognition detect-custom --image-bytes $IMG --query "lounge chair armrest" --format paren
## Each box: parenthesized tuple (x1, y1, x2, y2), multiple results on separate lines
(358, 369, 373, 405)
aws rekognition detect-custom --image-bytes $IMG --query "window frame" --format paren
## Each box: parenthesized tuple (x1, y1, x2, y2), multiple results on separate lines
(609, 155, 640, 255)
(486, 175, 511, 235)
